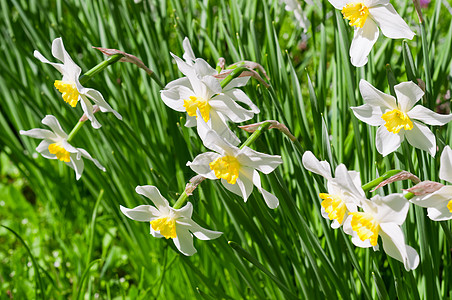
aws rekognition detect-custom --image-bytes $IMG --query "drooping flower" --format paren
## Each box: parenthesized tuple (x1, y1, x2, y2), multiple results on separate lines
(20, 115, 105, 180)
(120, 185, 222, 256)
(187, 117, 283, 209)
(328, 0, 415, 67)
(410, 146, 452, 221)
(302, 151, 364, 228)
(351, 79, 452, 156)
(343, 194, 419, 271)
(160, 38, 260, 145)
(34, 37, 122, 129)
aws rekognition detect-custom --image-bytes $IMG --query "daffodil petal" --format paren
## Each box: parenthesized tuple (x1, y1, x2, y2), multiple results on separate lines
(41, 115, 68, 138)
(182, 37, 196, 65)
(393, 81, 424, 112)
(67, 153, 84, 180)
(351, 104, 386, 126)
(237, 147, 283, 174)
(359, 79, 397, 110)
(369, 4, 415, 40)
(209, 96, 255, 123)
(404, 121, 436, 156)
(427, 206, 452, 221)
(77, 147, 106, 172)
(173, 227, 196, 256)
(223, 88, 260, 114)
(84, 88, 122, 120)
(184, 219, 222, 240)
(349, 18, 379, 67)
(251, 169, 279, 209)
(440, 146, 452, 182)
(187, 152, 220, 180)
(407, 105, 452, 126)
(327, 0, 347, 9)
(410, 186, 452, 209)
(51, 37, 82, 82)
(79, 97, 102, 129)
(135, 185, 170, 211)
(380, 223, 419, 271)
(20, 128, 56, 140)
(120, 205, 157, 222)
(208, 110, 241, 146)
(375, 125, 403, 156)
(302, 151, 332, 179)
(221, 166, 254, 201)
(374, 194, 409, 225)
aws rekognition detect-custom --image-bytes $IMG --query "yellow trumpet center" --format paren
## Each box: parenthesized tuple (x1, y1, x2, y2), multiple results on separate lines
(54, 80, 80, 107)
(209, 155, 240, 184)
(183, 96, 211, 122)
(447, 200, 452, 213)
(48, 143, 71, 162)
(381, 109, 413, 134)
(350, 212, 380, 246)
(341, 2, 369, 28)
(150, 217, 177, 239)
(319, 193, 347, 225)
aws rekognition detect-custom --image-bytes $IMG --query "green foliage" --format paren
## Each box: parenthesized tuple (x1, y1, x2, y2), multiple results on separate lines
(0, 0, 451, 299)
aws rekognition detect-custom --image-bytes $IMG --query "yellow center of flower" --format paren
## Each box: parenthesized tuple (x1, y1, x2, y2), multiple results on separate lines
(350, 212, 380, 246)
(48, 143, 70, 162)
(319, 193, 347, 225)
(150, 217, 177, 239)
(183, 96, 211, 122)
(341, 2, 369, 28)
(381, 109, 414, 134)
(209, 155, 240, 184)
(54, 80, 80, 107)
(447, 200, 452, 213)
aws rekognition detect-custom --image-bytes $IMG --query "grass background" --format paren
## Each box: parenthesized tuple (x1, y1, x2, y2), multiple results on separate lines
(1, 0, 451, 298)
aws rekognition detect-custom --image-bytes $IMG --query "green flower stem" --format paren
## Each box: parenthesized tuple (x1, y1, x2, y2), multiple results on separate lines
(404, 192, 415, 200)
(361, 169, 403, 192)
(173, 191, 189, 210)
(172, 121, 273, 209)
(239, 121, 272, 149)
(67, 120, 86, 143)
(220, 67, 248, 89)
(79, 54, 124, 85)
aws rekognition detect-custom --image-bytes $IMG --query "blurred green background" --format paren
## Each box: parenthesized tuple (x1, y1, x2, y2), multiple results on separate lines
(1, 0, 451, 299)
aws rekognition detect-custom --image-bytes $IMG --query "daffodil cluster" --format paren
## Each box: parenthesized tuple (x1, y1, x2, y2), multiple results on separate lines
(121, 38, 283, 256)
(21, 37, 122, 180)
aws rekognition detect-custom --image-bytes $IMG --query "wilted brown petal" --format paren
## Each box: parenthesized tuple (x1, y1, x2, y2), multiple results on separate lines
(239, 120, 296, 142)
(93, 47, 154, 75)
(185, 175, 206, 195)
(370, 171, 421, 192)
(404, 181, 444, 196)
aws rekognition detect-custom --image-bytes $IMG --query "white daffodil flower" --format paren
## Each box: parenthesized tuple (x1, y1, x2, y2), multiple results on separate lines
(351, 79, 452, 156)
(410, 146, 452, 221)
(160, 38, 260, 145)
(187, 118, 282, 209)
(34, 37, 122, 129)
(302, 151, 364, 228)
(343, 194, 419, 271)
(328, 0, 415, 67)
(120, 185, 222, 256)
(20, 115, 105, 180)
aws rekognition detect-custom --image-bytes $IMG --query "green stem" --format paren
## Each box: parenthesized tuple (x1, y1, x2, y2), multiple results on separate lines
(220, 67, 248, 89)
(361, 169, 403, 192)
(79, 54, 124, 85)
(173, 191, 189, 210)
(172, 121, 273, 209)
(67, 120, 86, 143)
